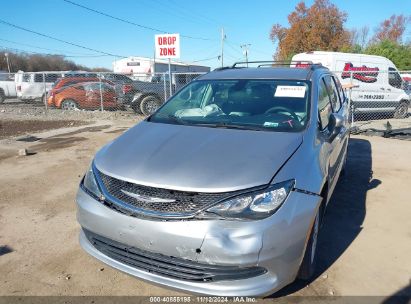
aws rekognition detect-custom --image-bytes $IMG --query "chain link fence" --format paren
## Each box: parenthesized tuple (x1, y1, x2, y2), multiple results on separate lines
(1, 69, 410, 133)
(0, 71, 206, 116)
(331, 70, 411, 137)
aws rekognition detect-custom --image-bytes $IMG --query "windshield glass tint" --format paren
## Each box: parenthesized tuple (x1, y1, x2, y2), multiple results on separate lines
(150, 79, 310, 132)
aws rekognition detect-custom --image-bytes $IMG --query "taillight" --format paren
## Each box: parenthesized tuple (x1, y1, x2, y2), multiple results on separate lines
(17, 85, 21, 92)
(122, 84, 133, 94)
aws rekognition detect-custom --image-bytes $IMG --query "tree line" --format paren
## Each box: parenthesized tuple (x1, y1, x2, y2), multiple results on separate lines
(0, 51, 110, 73)
(270, 0, 411, 70)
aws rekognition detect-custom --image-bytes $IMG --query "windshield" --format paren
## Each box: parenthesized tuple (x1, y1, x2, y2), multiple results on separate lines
(150, 79, 310, 132)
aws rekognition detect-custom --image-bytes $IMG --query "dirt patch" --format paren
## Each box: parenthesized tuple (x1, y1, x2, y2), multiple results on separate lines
(0, 129, 409, 298)
(33, 137, 88, 152)
(0, 120, 88, 139)
(104, 128, 129, 134)
(56, 125, 112, 137)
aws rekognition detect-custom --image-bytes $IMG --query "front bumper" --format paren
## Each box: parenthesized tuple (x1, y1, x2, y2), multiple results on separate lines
(76, 187, 321, 297)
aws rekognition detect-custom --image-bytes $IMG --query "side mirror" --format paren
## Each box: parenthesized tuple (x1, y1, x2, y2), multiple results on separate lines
(327, 113, 344, 142)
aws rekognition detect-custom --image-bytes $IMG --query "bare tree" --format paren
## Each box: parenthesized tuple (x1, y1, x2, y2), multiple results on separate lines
(373, 14, 410, 43)
(359, 26, 370, 49)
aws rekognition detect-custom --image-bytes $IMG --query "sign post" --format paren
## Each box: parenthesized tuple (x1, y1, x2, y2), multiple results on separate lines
(155, 33, 180, 98)
(168, 58, 172, 97)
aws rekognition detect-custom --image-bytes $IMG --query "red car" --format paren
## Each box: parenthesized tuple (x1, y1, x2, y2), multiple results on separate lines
(47, 82, 119, 110)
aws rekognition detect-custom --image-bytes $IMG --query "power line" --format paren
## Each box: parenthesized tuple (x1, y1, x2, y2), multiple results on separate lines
(0, 45, 111, 58)
(168, 0, 222, 27)
(191, 56, 219, 63)
(226, 39, 274, 58)
(0, 19, 126, 58)
(143, 0, 212, 28)
(225, 40, 243, 55)
(63, 0, 216, 41)
(0, 38, 103, 56)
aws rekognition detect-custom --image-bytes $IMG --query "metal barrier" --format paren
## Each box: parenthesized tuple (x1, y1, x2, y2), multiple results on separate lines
(331, 70, 411, 134)
(1, 70, 410, 132)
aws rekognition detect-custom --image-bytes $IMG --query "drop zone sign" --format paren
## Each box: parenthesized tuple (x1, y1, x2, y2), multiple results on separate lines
(155, 34, 180, 59)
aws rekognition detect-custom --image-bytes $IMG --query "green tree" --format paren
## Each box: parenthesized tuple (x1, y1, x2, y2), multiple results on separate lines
(364, 40, 411, 70)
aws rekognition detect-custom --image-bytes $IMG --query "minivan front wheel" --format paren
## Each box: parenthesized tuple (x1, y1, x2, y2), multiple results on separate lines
(297, 211, 320, 280)
(393, 101, 408, 119)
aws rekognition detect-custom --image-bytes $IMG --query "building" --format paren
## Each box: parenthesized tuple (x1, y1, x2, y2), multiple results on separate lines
(112, 56, 210, 76)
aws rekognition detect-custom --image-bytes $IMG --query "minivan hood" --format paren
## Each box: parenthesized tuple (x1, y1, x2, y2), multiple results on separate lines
(94, 121, 303, 193)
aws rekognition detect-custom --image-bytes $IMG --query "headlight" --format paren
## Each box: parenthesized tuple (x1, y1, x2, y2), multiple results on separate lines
(202, 180, 295, 220)
(82, 164, 103, 200)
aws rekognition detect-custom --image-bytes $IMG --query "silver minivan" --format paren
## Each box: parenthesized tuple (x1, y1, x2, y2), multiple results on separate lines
(76, 63, 349, 297)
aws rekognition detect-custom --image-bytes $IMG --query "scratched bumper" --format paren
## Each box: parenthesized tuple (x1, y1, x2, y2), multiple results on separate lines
(76, 187, 321, 296)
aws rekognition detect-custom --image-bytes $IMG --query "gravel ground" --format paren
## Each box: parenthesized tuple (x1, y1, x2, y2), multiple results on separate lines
(0, 120, 89, 139)
(0, 100, 143, 122)
(0, 105, 410, 301)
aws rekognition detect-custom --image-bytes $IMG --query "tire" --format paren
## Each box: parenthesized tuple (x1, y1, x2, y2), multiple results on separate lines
(61, 99, 79, 110)
(297, 210, 320, 280)
(0, 89, 5, 103)
(393, 101, 408, 119)
(131, 99, 143, 114)
(140, 95, 162, 116)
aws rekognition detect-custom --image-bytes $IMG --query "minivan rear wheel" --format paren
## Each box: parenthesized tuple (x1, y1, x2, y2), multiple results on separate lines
(393, 101, 408, 119)
(297, 211, 320, 280)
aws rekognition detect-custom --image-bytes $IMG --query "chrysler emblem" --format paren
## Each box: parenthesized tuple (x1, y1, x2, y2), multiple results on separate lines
(120, 189, 176, 203)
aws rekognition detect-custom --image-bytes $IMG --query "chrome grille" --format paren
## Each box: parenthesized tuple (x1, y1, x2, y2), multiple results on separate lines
(96, 169, 237, 217)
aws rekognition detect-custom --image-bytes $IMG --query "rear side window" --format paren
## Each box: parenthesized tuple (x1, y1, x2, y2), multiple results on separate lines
(323, 75, 341, 112)
(46, 74, 59, 83)
(85, 83, 102, 91)
(388, 67, 402, 89)
(102, 83, 115, 92)
(65, 80, 85, 88)
(22, 74, 31, 82)
(318, 79, 333, 129)
(114, 74, 132, 83)
(34, 74, 43, 83)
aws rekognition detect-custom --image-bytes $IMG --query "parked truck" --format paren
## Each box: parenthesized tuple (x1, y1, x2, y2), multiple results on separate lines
(131, 73, 204, 116)
(0, 73, 17, 103)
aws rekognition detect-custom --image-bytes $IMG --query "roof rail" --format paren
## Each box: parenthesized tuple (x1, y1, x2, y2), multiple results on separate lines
(213, 66, 242, 71)
(231, 60, 322, 69)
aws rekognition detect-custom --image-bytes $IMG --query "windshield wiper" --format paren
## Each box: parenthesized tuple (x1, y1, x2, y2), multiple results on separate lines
(165, 114, 190, 125)
(194, 122, 265, 131)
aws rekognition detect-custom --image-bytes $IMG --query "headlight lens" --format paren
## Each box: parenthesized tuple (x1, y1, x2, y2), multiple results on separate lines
(82, 164, 102, 200)
(203, 180, 295, 220)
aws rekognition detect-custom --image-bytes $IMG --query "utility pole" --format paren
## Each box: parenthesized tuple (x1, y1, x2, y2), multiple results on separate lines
(220, 28, 226, 68)
(240, 44, 251, 67)
(4, 53, 10, 73)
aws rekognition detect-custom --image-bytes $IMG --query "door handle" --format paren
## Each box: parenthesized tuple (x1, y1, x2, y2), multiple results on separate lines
(387, 88, 391, 91)
(380, 87, 385, 90)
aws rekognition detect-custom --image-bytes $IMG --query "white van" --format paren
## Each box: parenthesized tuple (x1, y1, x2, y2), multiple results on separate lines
(15, 71, 65, 102)
(292, 51, 410, 118)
